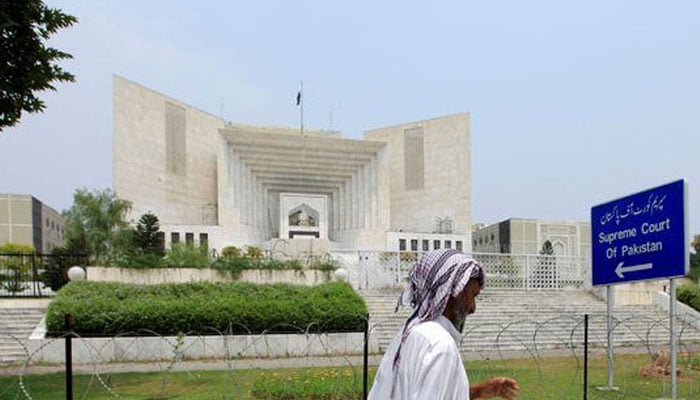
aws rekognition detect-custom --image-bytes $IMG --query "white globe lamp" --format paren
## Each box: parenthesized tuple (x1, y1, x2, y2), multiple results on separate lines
(67, 266, 86, 282)
(334, 268, 348, 282)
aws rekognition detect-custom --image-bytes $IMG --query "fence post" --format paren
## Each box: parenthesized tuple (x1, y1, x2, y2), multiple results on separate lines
(65, 313, 74, 400)
(524, 256, 530, 290)
(363, 312, 369, 400)
(31, 254, 37, 296)
(583, 314, 588, 400)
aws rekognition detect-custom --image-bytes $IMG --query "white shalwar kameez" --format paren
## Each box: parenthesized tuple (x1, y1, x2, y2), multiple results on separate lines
(369, 315, 469, 400)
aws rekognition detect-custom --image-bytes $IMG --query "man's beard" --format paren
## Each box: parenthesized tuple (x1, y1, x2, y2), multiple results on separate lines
(450, 306, 470, 333)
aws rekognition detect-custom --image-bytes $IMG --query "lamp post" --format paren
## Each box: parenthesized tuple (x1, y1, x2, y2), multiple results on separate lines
(65, 265, 85, 400)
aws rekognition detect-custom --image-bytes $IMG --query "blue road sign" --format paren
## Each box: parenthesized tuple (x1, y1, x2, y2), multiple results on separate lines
(591, 180, 688, 286)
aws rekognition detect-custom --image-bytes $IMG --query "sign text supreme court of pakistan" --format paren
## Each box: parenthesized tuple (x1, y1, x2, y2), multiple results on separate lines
(591, 180, 688, 286)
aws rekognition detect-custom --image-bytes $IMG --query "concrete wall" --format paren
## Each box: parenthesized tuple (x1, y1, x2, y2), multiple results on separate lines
(27, 332, 374, 364)
(364, 113, 472, 250)
(653, 290, 700, 326)
(113, 76, 222, 227)
(590, 279, 678, 305)
(86, 266, 334, 286)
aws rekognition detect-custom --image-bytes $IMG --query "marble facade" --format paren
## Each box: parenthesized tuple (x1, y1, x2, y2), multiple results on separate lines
(113, 76, 473, 253)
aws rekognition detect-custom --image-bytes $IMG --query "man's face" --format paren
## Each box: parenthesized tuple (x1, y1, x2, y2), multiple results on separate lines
(444, 279, 482, 332)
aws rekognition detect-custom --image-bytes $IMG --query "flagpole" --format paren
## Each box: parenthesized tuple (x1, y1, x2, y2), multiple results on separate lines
(300, 80, 304, 135)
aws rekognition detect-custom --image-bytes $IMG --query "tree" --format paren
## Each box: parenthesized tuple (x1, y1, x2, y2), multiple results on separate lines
(41, 246, 87, 292)
(0, 1, 77, 130)
(62, 188, 131, 264)
(689, 234, 700, 283)
(134, 212, 164, 256)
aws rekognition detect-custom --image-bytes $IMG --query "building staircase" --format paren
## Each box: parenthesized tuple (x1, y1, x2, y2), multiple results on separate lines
(361, 289, 700, 354)
(0, 308, 45, 364)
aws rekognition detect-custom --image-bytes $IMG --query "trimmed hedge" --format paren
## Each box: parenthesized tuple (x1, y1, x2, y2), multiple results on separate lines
(46, 281, 367, 336)
(677, 283, 700, 312)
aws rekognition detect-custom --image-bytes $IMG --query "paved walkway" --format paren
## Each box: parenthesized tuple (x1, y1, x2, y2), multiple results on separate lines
(0, 354, 385, 376)
(0, 345, 668, 376)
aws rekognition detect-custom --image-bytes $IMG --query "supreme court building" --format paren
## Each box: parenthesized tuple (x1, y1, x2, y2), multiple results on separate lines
(113, 76, 473, 254)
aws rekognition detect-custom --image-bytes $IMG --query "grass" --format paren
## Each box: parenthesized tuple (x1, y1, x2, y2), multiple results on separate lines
(1, 354, 699, 399)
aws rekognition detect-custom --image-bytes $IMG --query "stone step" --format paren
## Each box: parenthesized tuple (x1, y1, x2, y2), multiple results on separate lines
(361, 289, 700, 353)
(0, 308, 46, 365)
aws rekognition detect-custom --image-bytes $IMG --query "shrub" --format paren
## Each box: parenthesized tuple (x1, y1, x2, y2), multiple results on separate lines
(221, 246, 241, 259)
(163, 243, 210, 268)
(308, 253, 339, 272)
(246, 246, 264, 259)
(123, 252, 165, 268)
(0, 243, 35, 294)
(677, 283, 700, 312)
(45, 281, 367, 336)
(210, 255, 258, 278)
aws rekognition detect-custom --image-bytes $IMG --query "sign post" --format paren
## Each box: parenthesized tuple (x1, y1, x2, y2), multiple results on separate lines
(591, 179, 688, 398)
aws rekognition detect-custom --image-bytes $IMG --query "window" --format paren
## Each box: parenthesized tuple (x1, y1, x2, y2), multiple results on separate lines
(456, 241, 463, 251)
(422, 239, 429, 251)
(445, 240, 452, 249)
(199, 233, 208, 247)
(171, 232, 180, 244)
(46, 219, 50, 228)
(433, 240, 441, 249)
(185, 232, 194, 245)
(410, 239, 418, 251)
(399, 239, 406, 251)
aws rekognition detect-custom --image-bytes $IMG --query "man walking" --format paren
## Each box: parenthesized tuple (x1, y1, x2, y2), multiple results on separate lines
(369, 249, 519, 399)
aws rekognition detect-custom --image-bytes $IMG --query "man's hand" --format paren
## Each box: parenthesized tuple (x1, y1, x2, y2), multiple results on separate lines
(470, 377, 519, 399)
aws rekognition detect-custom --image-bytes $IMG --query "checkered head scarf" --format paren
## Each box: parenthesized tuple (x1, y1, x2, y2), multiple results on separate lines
(392, 249, 484, 370)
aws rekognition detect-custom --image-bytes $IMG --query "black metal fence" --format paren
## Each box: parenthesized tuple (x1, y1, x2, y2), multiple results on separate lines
(0, 253, 87, 297)
(4, 314, 700, 399)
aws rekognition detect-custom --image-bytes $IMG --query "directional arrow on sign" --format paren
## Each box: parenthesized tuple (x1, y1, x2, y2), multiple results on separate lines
(615, 262, 653, 278)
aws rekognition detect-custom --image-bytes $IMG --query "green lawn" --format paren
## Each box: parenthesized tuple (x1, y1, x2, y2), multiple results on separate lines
(1, 354, 698, 399)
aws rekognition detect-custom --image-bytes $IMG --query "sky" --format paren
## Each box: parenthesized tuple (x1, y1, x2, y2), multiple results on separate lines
(1, 1, 699, 236)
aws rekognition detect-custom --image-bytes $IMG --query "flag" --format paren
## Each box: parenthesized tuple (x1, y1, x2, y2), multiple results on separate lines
(296, 91, 301, 106)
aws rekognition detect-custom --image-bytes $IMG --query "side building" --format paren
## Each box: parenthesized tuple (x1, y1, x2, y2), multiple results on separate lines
(0, 194, 65, 253)
(472, 217, 591, 257)
(113, 76, 473, 253)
